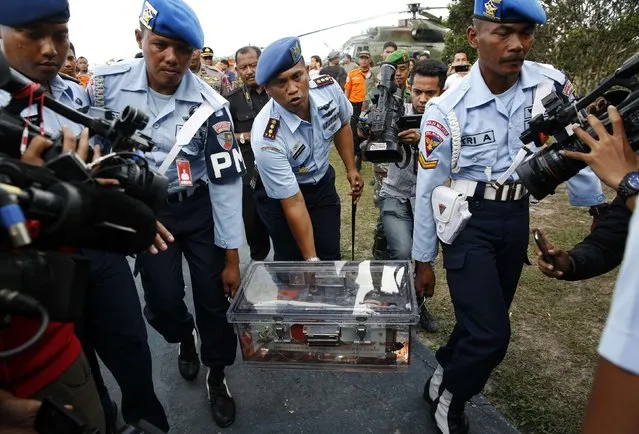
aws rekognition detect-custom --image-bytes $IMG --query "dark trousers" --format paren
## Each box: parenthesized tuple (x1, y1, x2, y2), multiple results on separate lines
(33, 352, 106, 434)
(350, 101, 363, 157)
(77, 251, 169, 432)
(242, 183, 270, 260)
(436, 196, 529, 402)
(254, 165, 341, 261)
(137, 187, 237, 367)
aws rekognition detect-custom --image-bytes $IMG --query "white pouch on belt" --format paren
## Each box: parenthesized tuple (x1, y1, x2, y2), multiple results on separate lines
(431, 185, 472, 245)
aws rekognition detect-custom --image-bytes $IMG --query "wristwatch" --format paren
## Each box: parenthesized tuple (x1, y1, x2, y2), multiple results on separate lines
(617, 171, 639, 201)
(239, 133, 246, 145)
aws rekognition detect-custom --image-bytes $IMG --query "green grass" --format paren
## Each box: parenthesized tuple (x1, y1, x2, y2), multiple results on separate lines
(330, 150, 617, 434)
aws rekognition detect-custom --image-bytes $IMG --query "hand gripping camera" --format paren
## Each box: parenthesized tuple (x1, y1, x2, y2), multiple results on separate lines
(516, 52, 639, 200)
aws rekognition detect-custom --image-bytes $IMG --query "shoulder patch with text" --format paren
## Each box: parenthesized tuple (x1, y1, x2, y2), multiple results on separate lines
(426, 120, 449, 137)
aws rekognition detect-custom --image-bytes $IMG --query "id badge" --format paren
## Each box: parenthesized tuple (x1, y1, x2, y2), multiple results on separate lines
(177, 159, 193, 187)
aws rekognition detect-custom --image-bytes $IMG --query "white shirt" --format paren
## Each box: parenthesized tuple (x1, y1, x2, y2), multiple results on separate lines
(598, 207, 639, 375)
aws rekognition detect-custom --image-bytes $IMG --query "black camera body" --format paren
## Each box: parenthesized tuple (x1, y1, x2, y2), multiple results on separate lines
(516, 52, 639, 200)
(364, 63, 406, 163)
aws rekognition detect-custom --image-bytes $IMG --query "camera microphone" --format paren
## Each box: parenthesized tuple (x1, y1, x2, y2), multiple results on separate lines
(6, 181, 157, 254)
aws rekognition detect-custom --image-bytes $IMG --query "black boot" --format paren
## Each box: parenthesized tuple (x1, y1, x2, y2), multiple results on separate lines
(178, 330, 200, 381)
(432, 389, 469, 434)
(207, 367, 236, 428)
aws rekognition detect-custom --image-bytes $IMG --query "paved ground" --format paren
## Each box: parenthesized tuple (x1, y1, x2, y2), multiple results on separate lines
(101, 249, 519, 433)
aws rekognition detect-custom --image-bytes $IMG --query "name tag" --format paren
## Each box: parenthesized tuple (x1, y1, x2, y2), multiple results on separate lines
(461, 130, 495, 146)
(177, 159, 193, 187)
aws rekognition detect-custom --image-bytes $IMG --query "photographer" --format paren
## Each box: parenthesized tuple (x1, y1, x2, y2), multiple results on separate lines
(0, 1, 168, 431)
(530, 105, 639, 432)
(377, 59, 447, 332)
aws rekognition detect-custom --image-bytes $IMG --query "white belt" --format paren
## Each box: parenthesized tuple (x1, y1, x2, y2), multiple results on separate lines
(450, 179, 528, 202)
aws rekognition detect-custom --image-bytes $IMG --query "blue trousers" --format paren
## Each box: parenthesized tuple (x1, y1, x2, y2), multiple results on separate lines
(436, 196, 529, 402)
(136, 187, 237, 368)
(77, 251, 169, 432)
(379, 196, 413, 260)
(254, 165, 341, 261)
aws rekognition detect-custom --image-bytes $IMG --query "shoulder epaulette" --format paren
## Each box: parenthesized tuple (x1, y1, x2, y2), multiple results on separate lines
(313, 75, 334, 87)
(92, 61, 133, 78)
(263, 118, 280, 140)
(58, 73, 80, 84)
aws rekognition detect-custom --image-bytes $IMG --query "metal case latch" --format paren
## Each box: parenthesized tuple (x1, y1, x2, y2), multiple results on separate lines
(355, 324, 367, 342)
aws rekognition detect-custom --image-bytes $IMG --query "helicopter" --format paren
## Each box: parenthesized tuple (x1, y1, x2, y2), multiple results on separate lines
(297, 3, 450, 64)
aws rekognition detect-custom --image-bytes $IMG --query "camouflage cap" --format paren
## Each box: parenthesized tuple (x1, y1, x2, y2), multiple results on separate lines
(385, 49, 410, 65)
(358, 51, 371, 58)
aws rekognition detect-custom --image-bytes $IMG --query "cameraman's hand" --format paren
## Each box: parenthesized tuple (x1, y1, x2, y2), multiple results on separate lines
(21, 126, 90, 167)
(398, 128, 420, 145)
(148, 221, 174, 255)
(534, 229, 573, 279)
(563, 106, 639, 190)
(347, 169, 364, 205)
(0, 389, 41, 434)
(415, 261, 436, 299)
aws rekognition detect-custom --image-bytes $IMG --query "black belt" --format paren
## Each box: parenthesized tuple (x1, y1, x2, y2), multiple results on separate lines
(167, 179, 208, 203)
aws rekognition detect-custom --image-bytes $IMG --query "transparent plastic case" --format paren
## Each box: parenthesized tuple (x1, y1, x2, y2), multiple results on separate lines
(227, 261, 418, 371)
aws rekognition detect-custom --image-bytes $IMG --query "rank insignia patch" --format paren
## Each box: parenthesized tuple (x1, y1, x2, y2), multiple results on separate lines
(418, 152, 438, 170)
(263, 118, 280, 140)
(424, 131, 443, 158)
(314, 75, 334, 87)
(217, 132, 234, 151)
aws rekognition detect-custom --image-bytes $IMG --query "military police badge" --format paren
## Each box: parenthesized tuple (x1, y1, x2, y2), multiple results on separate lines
(217, 132, 234, 151)
(139, 1, 158, 29)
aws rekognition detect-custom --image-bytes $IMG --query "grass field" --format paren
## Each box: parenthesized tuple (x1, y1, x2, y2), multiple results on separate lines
(330, 150, 617, 434)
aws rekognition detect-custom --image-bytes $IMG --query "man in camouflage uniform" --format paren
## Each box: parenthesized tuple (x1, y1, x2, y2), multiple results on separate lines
(195, 46, 231, 96)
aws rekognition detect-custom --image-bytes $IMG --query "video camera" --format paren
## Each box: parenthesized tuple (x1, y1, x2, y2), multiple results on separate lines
(0, 52, 163, 340)
(0, 52, 167, 210)
(361, 63, 423, 168)
(516, 52, 639, 200)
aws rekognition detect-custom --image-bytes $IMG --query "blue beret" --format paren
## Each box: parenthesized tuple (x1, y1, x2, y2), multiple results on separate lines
(0, 0, 69, 26)
(139, 0, 204, 49)
(474, 0, 546, 24)
(256, 37, 303, 86)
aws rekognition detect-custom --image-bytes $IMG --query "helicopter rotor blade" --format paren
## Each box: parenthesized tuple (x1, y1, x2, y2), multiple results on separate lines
(297, 11, 399, 38)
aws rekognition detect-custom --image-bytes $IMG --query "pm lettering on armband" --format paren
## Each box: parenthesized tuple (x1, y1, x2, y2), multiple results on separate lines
(210, 148, 245, 179)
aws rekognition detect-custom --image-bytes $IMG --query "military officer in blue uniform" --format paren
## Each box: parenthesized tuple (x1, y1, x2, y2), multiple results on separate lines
(412, 0, 607, 432)
(88, 0, 244, 427)
(0, 2, 169, 432)
(250, 37, 363, 261)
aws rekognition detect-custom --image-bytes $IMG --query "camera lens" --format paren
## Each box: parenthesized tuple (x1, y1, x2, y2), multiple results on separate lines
(516, 139, 587, 200)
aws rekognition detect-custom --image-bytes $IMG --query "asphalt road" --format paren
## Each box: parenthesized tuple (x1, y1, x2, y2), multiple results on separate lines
(101, 248, 519, 434)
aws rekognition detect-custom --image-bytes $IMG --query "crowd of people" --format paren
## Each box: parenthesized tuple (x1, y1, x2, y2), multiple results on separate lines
(1, 0, 638, 433)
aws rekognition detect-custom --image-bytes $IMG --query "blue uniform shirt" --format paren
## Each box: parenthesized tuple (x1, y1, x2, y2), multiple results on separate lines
(412, 61, 606, 263)
(250, 76, 353, 199)
(598, 207, 639, 375)
(0, 74, 89, 137)
(88, 59, 244, 249)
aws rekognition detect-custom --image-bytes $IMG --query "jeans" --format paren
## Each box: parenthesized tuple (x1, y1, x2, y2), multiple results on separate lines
(379, 196, 413, 260)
